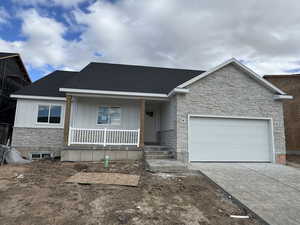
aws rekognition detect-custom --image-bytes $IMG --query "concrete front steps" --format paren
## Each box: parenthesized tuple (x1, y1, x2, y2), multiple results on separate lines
(145, 159, 188, 173)
(143, 145, 175, 160)
(143, 145, 187, 172)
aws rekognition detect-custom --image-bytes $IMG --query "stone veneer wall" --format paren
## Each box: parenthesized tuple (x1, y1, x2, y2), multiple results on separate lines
(11, 127, 64, 157)
(159, 129, 176, 150)
(176, 64, 286, 164)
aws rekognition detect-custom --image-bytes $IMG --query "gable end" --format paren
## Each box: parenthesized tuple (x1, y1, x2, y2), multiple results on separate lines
(177, 58, 286, 95)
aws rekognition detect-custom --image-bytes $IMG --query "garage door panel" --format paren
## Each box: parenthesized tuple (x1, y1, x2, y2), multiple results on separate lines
(189, 117, 272, 162)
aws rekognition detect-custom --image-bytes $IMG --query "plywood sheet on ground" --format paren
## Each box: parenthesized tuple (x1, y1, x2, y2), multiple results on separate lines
(66, 172, 140, 186)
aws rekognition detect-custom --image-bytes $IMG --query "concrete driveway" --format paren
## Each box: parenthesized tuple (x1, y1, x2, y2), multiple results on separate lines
(190, 163, 300, 225)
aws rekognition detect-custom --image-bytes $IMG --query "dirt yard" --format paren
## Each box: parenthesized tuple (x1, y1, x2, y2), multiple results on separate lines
(0, 160, 263, 225)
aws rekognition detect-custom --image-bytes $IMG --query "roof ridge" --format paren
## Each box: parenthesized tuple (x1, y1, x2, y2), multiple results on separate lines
(88, 61, 205, 72)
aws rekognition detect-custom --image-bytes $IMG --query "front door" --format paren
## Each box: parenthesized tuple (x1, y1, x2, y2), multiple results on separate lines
(144, 110, 157, 143)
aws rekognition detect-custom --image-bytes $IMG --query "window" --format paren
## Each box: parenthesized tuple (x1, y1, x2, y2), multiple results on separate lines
(37, 105, 62, 124)
(30, 152, 52, 160)
(97, 106, 121, 125)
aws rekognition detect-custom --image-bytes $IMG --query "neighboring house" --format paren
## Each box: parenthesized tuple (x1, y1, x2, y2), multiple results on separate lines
(264, 75, 300, 155)
(11, 58, 292, 163)
(0, 52, 31, 144)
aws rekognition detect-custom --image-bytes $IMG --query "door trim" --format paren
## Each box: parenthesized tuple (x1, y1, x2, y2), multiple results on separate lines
(187, 114, 275, 163)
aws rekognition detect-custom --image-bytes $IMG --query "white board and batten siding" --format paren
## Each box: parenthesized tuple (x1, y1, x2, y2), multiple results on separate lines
(14, 99, 66, 128)
(188, 115, 275, 162)
(14, 97, 141, 130)
(72, 97, 140, 129)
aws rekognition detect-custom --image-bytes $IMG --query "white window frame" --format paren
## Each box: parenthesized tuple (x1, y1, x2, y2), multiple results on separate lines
(29, 152, 53, 160)
(96, 105, 122, 126)
(36, 104, 63, 125)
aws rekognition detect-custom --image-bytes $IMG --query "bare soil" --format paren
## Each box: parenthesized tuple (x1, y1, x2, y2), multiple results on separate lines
(0, 160, 263, 225)
(287, 155, 300, 168)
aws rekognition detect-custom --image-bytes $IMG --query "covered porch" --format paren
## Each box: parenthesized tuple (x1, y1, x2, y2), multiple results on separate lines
(63, 93, 172, 152)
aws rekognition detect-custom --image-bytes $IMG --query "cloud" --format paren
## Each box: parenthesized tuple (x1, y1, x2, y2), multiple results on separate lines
(0, 8, 96, 75)
(68, 0, 300, 74)
(2, 0, 300, 80)
(13, 0, 88, 8)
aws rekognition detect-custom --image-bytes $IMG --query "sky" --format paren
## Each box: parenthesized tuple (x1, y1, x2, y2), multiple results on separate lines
(0, 0, 300, 81)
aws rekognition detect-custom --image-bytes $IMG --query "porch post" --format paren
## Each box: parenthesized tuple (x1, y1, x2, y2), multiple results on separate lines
(139, 99, 145, 148)
(64, 95, 72, 146)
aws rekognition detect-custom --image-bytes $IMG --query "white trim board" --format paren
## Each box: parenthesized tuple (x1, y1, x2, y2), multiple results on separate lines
(178, 58, 286, 95)
(35, 103, 64, 126)
(59, 88, 168, 98)
(10, 94, 66, 101)
(65, 93, 169, 101)
(273, 95, 293, 100)
(168, 88, 189, 97)
(187, 114, 276, 163)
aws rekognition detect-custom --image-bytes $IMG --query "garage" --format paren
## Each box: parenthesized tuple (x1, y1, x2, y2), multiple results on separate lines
(188, 116, 274, 162)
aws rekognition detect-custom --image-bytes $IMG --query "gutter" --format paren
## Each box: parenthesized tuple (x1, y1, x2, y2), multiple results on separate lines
(10, 94, 66, 101)
(167, 88, 189, 97)
(59, 88, 168, 98)
(273, 95, 293, 100)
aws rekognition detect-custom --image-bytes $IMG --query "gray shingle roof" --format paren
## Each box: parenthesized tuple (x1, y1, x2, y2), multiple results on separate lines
(14, 62, 205, 97)
(63, 62, 204, 94)
(14, 70, 77, 97)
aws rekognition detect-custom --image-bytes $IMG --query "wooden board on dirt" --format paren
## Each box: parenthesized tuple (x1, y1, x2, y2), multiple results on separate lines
(66, 172, 140, 186)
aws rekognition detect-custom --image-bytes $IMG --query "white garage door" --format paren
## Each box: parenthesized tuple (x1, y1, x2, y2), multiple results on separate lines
(189, 116, 273, 162)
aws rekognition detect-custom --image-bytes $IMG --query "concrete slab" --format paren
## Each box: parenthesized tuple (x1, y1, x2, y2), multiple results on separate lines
(242, 163, 300, 190)
(92, 151, 104, 161)
(61, 150, 143, 161)
(190, 163, 300, 225)
(146, 159, 187, 173)
(80, 151, 93, 161)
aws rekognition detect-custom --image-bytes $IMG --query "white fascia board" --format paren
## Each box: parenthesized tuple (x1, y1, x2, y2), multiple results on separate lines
(168, 88, 189, 97)
(177, 58, 286, 95)
(59, 88, 168, 98)
(70, 93, 169, 101)
(10, 94, 66, 101)
(273, 95, 293, 100)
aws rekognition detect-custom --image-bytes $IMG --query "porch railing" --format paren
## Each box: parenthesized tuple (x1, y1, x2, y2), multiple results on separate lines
(68, 127, 140, 146)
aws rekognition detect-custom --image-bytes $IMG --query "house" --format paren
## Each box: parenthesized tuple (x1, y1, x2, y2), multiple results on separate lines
(11, 58, 292, 163)
(264, 75, 300, 155)
(0, 52, 31, 144)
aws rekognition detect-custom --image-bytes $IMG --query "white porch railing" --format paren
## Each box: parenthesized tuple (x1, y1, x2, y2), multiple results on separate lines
(68, 127, 140, 146)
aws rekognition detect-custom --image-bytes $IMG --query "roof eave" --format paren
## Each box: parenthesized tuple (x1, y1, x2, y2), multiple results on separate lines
(10, 94, 66, 101)
(273, 95, 293, 100)
(59, 88, 169, 99)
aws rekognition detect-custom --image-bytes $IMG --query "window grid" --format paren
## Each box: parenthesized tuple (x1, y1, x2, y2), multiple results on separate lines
(37, 104, 62, 124)
(97, 106, 121, 125)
